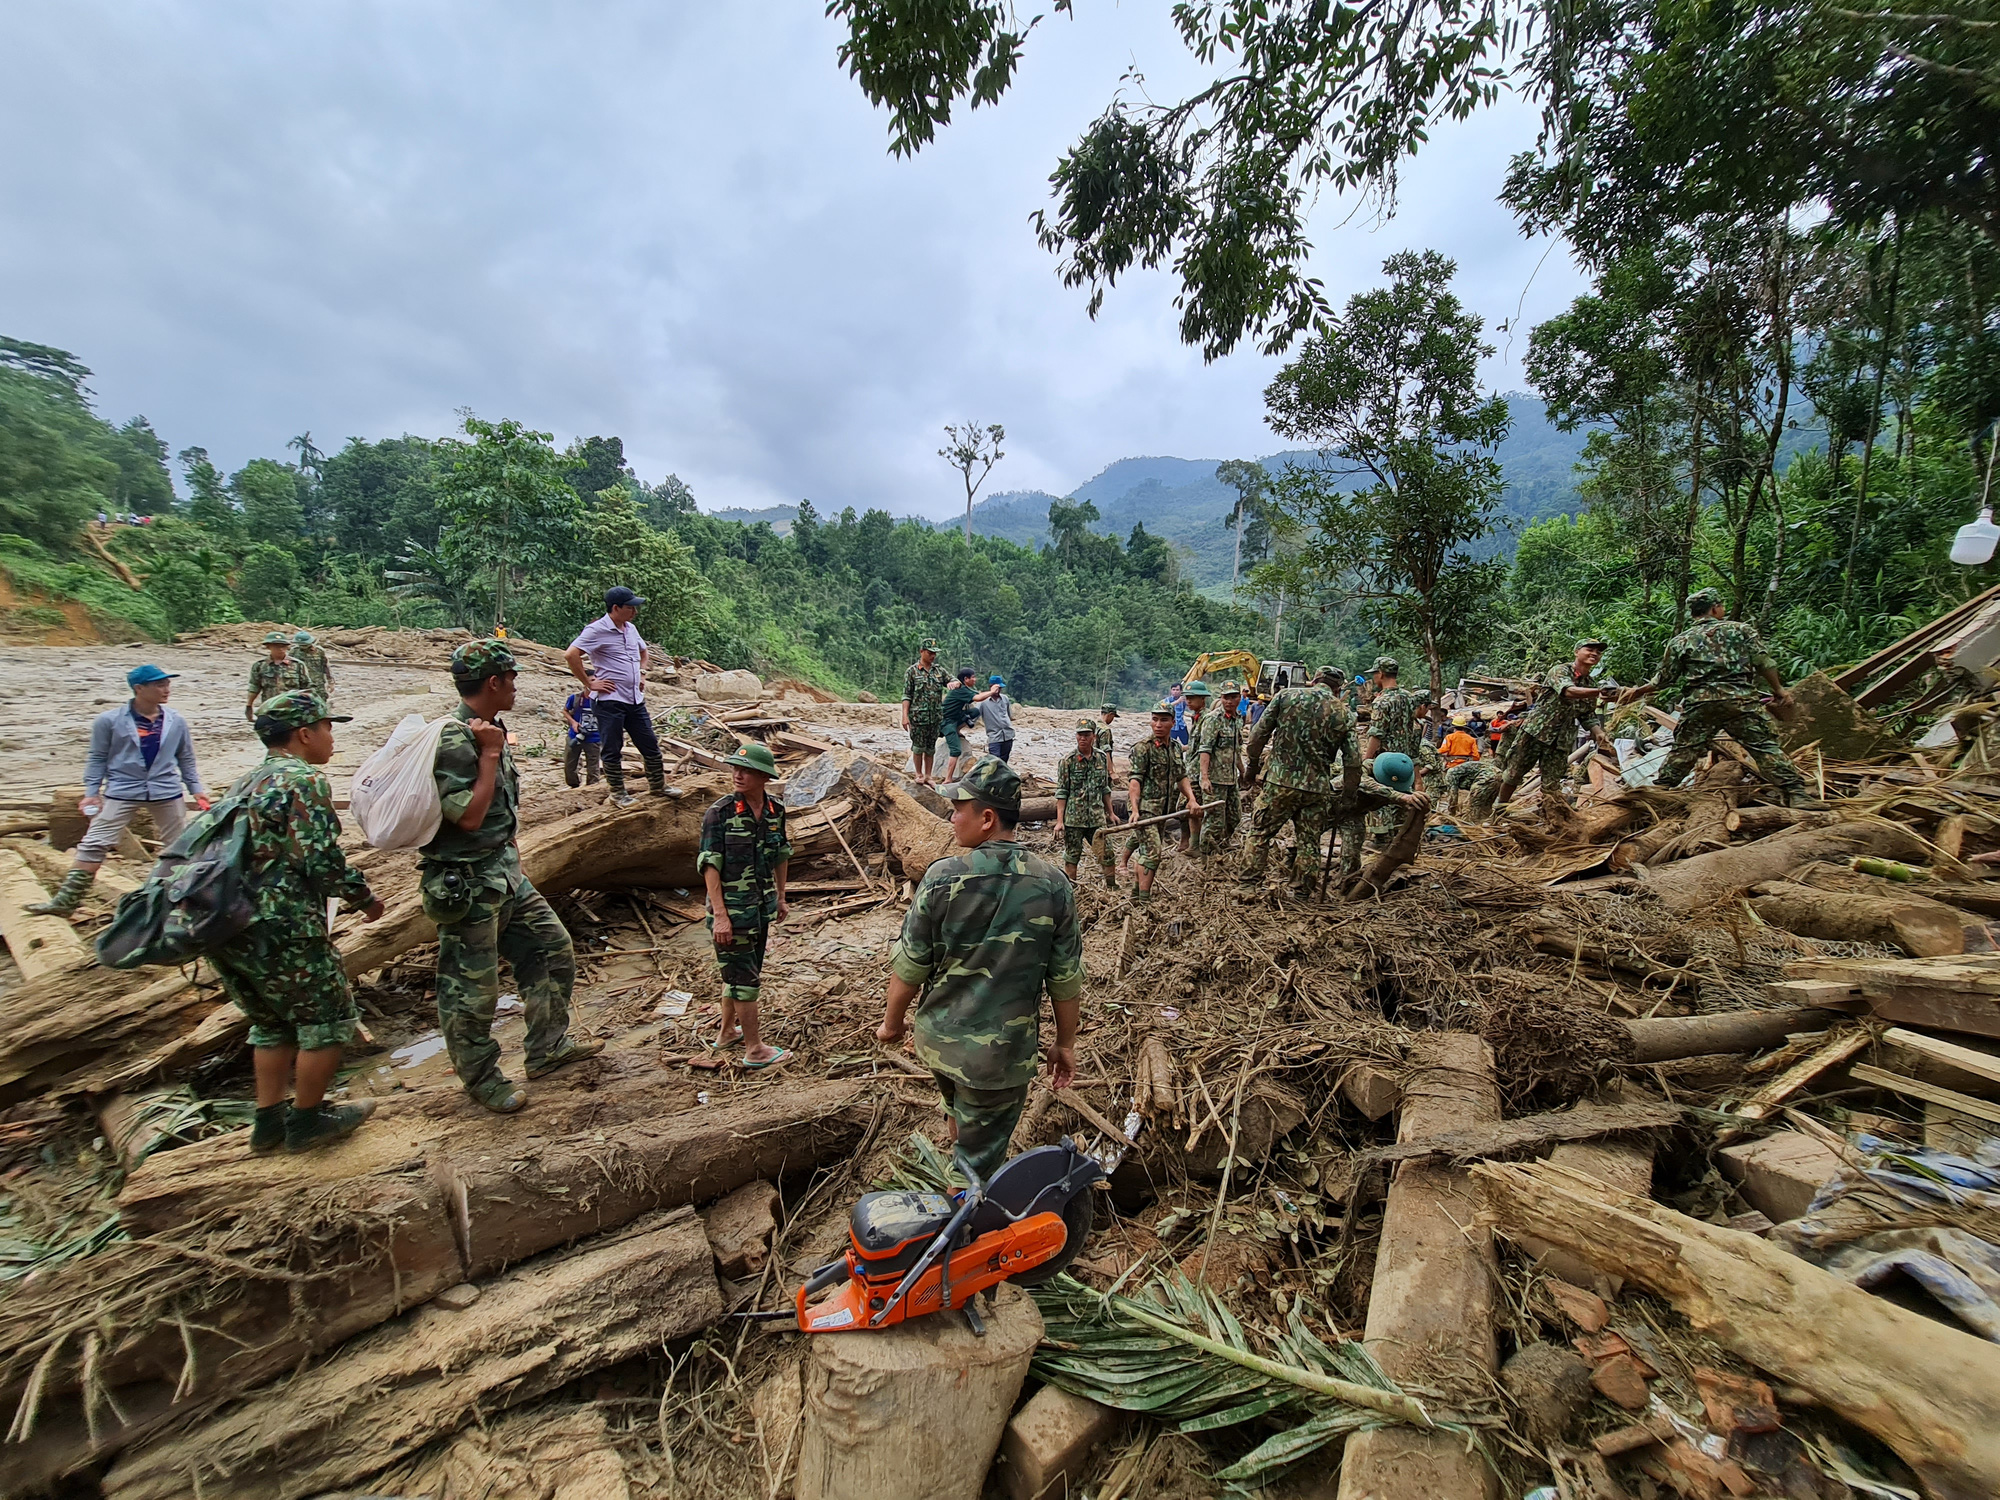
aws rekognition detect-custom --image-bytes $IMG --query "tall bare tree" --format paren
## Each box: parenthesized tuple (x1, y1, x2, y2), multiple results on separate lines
(940, 421, 1006, 542)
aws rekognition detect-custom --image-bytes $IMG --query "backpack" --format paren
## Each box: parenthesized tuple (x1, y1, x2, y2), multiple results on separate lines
(96, 792, 259, 970)
(351, 714, 450, 849)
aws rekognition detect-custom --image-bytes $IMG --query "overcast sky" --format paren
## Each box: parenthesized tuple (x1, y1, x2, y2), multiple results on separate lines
(2, 2, 1585, 520)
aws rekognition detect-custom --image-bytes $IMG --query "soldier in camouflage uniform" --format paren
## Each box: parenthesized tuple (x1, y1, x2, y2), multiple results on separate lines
(1622, 589, 1816, 803)
(1363, 659, 1430, 845)
(1242, 668, 1414, 893)
(420, 640, 603, 1113)
(292, 630, 333, 701)
(877, 756, 1085, 1181)
(1194, 682, 1247, 858)
(902, 639, 951, 786)
(244, 631, 310, 721)
(1054, 720, 1119, 889)
(211, 691, 385, 1154)
(1493, 638, 1619, 811)
(1098, 704, 1119, 767)
(698, 741, 792, 1067)
(1125, 704, 1196, 904)
(1178, 682, 1211, 851)
(1443, 758, 1503, 822)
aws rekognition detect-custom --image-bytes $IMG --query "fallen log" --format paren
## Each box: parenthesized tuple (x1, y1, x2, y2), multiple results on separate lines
(1622, 1007, 1846, 1064)
(1640, 816, 1929, 912)
(1354, 1099, 1679, 1169)
(0, 847, 90, 983)
(1607, 814, 1688, 873)
(1476, 1158, 2000, 1500)
(1750, 878, 1966, 957)
(101, 1208, 723, 1500)
(1342, 797, 1427, 902)
(1724, 805, 1839, 838)
(1338, 1033, 1500, 1500)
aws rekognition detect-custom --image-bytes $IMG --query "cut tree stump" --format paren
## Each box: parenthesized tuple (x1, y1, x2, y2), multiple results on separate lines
(0, 847, 90, 983)
(1338, 1033, 1501, 1500)
(1639, 817, 1929, 913)
(1477, 1158, 2000, 1500)
(101, 1208, 723, 1500)
(1749, 879, 1965, 957)
(797, 1280, 1043, 1500)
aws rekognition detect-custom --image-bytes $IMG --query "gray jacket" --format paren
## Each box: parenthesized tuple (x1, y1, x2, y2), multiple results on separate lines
(84, 703, 204, 802)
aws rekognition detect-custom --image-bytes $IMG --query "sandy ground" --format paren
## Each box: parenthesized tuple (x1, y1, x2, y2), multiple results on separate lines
(0, 642, 1106, 801)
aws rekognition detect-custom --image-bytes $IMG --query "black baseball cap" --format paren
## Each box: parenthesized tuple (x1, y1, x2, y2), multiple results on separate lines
(605, 585, 647, 609)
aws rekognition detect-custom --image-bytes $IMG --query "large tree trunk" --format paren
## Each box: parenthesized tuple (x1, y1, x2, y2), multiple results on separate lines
(1750, 879, 1967, 958)
(1622, 1007, 1847, 1064)
(101, 1209, 724, 1500)
(1477, 1159, 2000, 1500)
(1639, 817, 1928, 912)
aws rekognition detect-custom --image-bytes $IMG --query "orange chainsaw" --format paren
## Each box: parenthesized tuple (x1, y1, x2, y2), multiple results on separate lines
(750, 1139, 1106, 1337)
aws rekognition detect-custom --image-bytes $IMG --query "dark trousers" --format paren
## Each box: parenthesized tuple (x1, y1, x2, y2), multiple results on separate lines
(987, 737, 1015, 763)
(593, 699, 663, 788)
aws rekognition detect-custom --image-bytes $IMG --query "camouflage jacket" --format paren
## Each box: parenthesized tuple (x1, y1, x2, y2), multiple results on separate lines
(420, 703, 521, 883)
(904, 661, 950, 723)
(247, 657, 311, 705)
(891, 838, 1086, 1089)
(1654, 619, 1776, 706)
(1194, 709, 1245, 786)
(1096, 722, 1115, 760)
(1127, 736, 1188, 810)
(219, 751, 374, 930)
(1516, 662, 1603, 744)
(1246, 684, 1359, 795)
(697, 791, 792, 928)
(1054, 749, 1116, 828)
(293, 642, 333, 696)
(1368, 687, 1421, 756)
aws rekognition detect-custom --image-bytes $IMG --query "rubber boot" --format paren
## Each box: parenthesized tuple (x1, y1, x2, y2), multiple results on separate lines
(604, 772, 635, 809)
(27, 867, 95, 915)
(285, 1098, 377, 1153)
(470, 1074, 528, 1113)
(249, 1103, 288, 1155)
(645, 754, 670, 797)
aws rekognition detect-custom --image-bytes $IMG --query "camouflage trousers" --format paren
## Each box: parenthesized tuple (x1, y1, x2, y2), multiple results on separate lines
(213, 922, 358, 1053)
(712, 921, 769, 1003)
(1125, 801, 1172, 872)
(1656, 700, 1808, 798)
(1444, 761, 1502, 822)
(1240, 784, 1338, 889)
(428, 866, 575, 1092)
(1061, 825, 1117, 884)
(1496, 727, 1571, 792)
(1194, 784, 1241, 855)
(909, 716, 941, 757)
(933, 1072, 1030, 1183)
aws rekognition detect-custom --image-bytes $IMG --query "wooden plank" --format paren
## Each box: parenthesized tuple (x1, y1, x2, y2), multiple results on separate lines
(1764, 979, 1866, 1010)
(1716, 1031, 1870, 1142)
(1881, 1027, 2000, 1089)
(0, 848, 91, 983)
(1849, 1064, 2000, 1126)
(1860, 985, 2000, 1041)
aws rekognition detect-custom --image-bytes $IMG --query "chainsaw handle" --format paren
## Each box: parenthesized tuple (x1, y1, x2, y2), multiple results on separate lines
(802, 1258, 850, 1296)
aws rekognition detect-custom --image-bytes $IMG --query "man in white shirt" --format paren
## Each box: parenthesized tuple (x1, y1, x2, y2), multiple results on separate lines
(565, 586, 666, 807)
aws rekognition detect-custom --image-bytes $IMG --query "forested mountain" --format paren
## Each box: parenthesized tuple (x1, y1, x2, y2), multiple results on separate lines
(966, 396, 1595, 584)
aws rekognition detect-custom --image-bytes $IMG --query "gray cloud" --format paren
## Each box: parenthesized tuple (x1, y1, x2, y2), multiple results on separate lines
(0, 1, 1585, 519)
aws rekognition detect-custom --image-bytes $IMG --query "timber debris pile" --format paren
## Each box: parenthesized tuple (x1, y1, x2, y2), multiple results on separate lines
(3, 633, 2000, 1500)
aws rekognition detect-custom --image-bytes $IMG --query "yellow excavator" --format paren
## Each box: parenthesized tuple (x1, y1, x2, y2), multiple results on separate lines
(1182, 651, 1308, 704)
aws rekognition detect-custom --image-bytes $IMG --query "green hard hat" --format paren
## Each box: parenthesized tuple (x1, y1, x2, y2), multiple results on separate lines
(940, 755, 1022, 812)
(1374, 751, 1415, 792)
(261, 630, 290, 645)
(721, 741, 779, 778)
(255, 690, 349, 731)
(451, 638, 519, 679)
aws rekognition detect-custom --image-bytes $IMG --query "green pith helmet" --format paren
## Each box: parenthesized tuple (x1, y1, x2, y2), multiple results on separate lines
(261, 630, 289, 645)
(1183, 681, 1211, 698)
(1374, 752, 1415, 792)
(293, 630, 316, 644)
(721, 741, 779, 778)
(451, 638, 519, 680)
(940, 755, 1022, 811)
(256, 690, 350, 730)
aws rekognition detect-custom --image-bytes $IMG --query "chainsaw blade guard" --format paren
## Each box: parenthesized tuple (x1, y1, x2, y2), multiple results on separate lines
(973, 1140, 1101, 1286)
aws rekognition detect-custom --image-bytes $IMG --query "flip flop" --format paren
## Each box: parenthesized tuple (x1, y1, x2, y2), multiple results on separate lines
(740, 1047, 792, 1070)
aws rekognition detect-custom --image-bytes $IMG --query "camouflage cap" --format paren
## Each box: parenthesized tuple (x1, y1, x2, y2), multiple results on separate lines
(1316, 665, 1345, 686)
(1578, 636, 1610, 650)
(919, 638, 939, 653)
(1183, 680, 1211, 697)
(261, 630, 290, 645)
(1686, 587, 1723, 611)
(1099, 703, 1117, 715)
(1074, 718, 1100, 734)
(292, 629, 316, 644)
(255, 689, 350, 731)
(451, 638, 519, 680)
(1151, 700, 1175, 716)
(1218, 680, 1243, 695)
(721, 741, 779, 778)
(1373, 655, 1399, 674)
(940, 754, 1022, 812)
